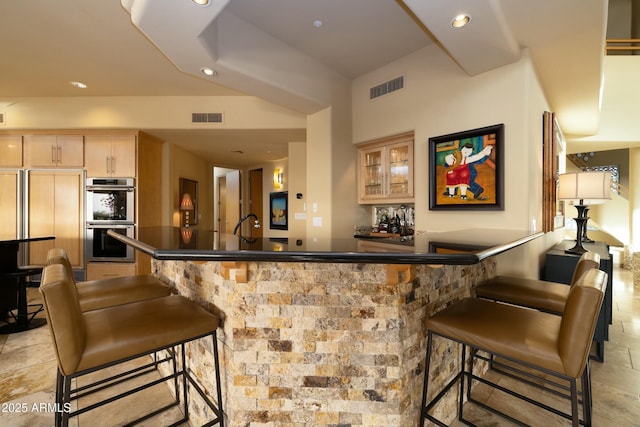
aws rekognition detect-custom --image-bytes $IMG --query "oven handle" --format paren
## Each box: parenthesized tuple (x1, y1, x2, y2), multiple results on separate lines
(86, 186, 134, 191)
(86, 224, 134, 229)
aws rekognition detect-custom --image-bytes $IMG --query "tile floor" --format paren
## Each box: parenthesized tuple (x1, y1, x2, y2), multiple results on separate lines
(449, 267, 640, 427)
(0, 267, 638, 426)
(0, 289, 187, 426)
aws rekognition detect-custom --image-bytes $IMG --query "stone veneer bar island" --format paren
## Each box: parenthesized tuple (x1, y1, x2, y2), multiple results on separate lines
(109, 227, 541, 427)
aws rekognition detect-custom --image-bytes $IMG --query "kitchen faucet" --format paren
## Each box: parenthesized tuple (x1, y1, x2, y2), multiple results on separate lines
(233, 213, 261, 236)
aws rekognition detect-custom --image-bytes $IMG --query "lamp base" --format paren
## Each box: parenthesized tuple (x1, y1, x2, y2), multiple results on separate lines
(565, 207, 589, 255)
(580, 206, 594, 243)
(565, 242, 588, 255)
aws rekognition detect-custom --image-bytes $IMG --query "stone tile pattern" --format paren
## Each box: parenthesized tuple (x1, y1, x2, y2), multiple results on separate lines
(153, 259, 496, 427)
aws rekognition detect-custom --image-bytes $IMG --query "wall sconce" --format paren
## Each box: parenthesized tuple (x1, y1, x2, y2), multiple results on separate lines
(180, 193, 195, 227)
(558, 171, 611, 254)
(274, 168, 283, 189)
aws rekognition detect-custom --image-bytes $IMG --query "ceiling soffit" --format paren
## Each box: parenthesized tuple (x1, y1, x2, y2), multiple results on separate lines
(123, 0, 523, 114)
(123, 0, 347, 114)
(402, 0, 520, 76)
(123, 0, 606, 138)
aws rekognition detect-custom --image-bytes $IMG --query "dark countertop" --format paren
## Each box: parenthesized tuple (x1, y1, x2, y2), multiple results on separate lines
(108, 227, 542, 265)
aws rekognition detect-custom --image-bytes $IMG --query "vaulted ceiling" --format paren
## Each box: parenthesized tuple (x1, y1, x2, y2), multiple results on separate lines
(1, 0, 635, 165)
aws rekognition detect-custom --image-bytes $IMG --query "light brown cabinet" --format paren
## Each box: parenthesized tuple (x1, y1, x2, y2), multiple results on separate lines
(24, 135, 84, 168)
(2, 130, 163, 276)
(27, 171, 83, 268)
(357, 133, 414, 204)
(0, 171, 20, 240)
(0, 135, 23, 167)
(85, 135, 136, 177)
(87, 262, 136, 280)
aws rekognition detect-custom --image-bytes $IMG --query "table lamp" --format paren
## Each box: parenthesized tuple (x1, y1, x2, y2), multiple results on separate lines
(180, 193, 195, 227)
(557, 171, 611, 255)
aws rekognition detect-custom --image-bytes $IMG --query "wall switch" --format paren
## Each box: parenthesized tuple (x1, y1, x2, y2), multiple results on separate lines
(313, 216, 322, 227)
(312, 203, 318, 213)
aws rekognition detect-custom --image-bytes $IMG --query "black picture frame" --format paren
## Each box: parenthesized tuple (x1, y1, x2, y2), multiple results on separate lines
(269, 191, 288, 230)
(429, 124, 504, 211)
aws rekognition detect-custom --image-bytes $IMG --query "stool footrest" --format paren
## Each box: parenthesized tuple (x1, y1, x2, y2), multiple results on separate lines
(421, 338, 590, 427)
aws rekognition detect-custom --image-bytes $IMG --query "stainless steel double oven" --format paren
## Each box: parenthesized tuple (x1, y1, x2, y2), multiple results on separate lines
(85, 178, 135, 262)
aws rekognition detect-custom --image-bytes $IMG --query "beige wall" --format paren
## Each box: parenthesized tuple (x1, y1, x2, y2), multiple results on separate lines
(288, 142, 307, 238)
(1, 45, 567, 276)
(352, 46, 561, 277)
(630, 147, 640, 250)
(167, 144, 214, 230)
(231, 142, 305, 240)
(1, 96, 305, 130)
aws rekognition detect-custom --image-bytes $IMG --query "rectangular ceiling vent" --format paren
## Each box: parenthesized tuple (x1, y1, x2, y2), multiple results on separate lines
(192, 112, 223, 123)
(0, 112, 5, 125)
(369, 76, 404, 100)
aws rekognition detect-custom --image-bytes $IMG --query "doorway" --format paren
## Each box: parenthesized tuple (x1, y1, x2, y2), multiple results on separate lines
(249, 168, 263, 238)
(215, 168, 241, 248)
(215, 167, 264, 245)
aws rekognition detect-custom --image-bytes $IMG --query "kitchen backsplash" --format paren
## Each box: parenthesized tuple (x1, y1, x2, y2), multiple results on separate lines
(354, 205, 415, 236)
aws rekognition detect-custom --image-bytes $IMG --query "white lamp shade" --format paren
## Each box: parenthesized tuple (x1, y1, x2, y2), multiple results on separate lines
(558, 172, 611, 202)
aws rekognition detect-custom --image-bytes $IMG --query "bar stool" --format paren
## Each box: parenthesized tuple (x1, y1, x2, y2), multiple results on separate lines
(40, 263, 224, 427)
(420, 268, 607, 427)
(475, 251, 600, 315)
(47, 248, 172, 311)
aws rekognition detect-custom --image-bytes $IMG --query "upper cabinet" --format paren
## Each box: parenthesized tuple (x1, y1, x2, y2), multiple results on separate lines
(0, 135, 23, 167)
(24, 135, 84, 168)
(357, 132, 414, 204)
(85, 135, 136, 177)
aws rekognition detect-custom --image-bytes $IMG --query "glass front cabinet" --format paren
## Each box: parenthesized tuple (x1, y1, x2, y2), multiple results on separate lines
(357, 133, 414, 204)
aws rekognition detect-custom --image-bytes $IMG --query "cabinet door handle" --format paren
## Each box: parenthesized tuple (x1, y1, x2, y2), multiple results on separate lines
(57, 146, 62, 164)
(111, 156, 116, 174)
(106, 156, 110, 173)
(51, 146, 57, 163)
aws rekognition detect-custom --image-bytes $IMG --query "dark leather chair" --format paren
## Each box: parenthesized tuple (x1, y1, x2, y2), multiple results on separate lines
(40, 263, 224, 427)
(475, 251, 600, 314)
(47, 248, 172, 311)
(420, 268, 607, 427)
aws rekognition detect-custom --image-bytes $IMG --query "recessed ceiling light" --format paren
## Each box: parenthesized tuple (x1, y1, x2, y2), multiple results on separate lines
(201, 67, 217, 77)
(69, 81, 87, 89)
(192, 0, 210, 6)
(450, 14, 471, 29)
(313, 20, 323, 28)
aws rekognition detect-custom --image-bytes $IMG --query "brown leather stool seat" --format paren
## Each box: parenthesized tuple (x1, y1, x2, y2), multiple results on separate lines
(475, 251, 600, 315)
(40, 263, 224, 427)
(47, 248, 171, 311)
(420, 268, 607, 427)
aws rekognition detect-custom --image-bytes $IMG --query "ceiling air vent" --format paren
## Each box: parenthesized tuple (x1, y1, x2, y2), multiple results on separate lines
(0, 112, 5, 125)
(192, 112, 223, 123)
(369, 76, 404, 100)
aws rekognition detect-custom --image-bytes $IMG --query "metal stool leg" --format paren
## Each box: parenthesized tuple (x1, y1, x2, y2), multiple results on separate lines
(582, 360, 593, 427)
(420, 331, 433, 427)
(212, 330, 225, 427)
